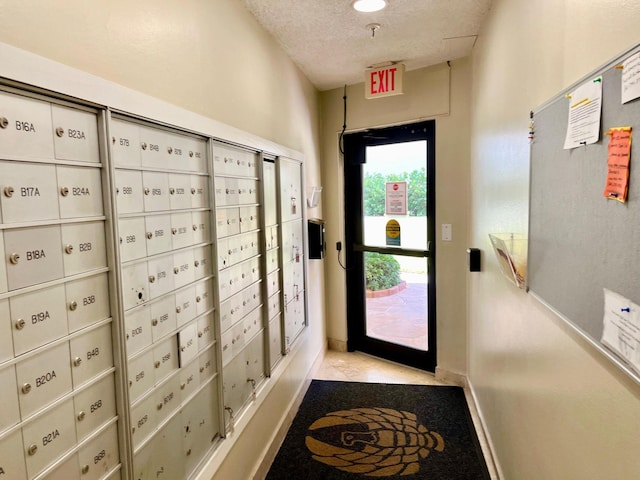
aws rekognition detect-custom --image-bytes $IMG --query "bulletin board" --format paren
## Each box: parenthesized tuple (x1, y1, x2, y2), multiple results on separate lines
(528, 43, 640, 384)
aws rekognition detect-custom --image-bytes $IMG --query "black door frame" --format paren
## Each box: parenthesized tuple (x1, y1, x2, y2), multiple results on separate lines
(343, 120, 436, 371)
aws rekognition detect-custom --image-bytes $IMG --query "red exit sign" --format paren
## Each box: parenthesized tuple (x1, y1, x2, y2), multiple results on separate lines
(365, 63, 405, 99)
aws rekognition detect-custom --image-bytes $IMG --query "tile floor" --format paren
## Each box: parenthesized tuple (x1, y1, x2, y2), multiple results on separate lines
(312, 350, 500, 479)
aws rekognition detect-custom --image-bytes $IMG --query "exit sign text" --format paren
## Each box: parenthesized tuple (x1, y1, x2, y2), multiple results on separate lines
(365, 64, 405, 99)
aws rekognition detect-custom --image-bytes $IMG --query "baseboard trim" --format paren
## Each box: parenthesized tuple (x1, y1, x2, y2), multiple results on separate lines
(252, 345, 327, 480)
(466, 381, 504, 480)
(327, 337, 347, 352)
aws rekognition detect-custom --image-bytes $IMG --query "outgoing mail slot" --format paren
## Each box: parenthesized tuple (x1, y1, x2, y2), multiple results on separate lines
(77, 422, 119, 480)
(69, 323, 114, 387)
(16, 341, 72, 419)
(0, 91, 54, 160)
(65, 273, 110, 333)
(73, 374, 116, 442)
(0, 428, 28, 479)
(118, 216, 147, 262)
(173, 249, 195, 290)
(61, 221, 107, 276)
(5, 224, 64, 291)
(168, 173, 192, 210)
(144, 214, 172, 256)
(51, 105, 99, 163)
(114, 169, 143, 214)
(22, 398, 76, 479)
(175, 285, 196, 328)
(190, 175, 208, 208)
(10, 284, 67, 356)
(178, 323, 198, 367)
(121, 262, 148, 310)
(193, 245, 212, 281)
(269, 316, 283, 368)
(239, 206, 259, 233)
(142, 171, 170, 212)
(179, 358, 200, 403)
(197, 313, 214, 351)
(125, 307, 152, 356)
(130, 392, 158, 450)
(152, 336, 179, 383)
(150, 295, 177, 342)
(140, 126, 170, 170)
(0, 161, 58, 223)
(191, 210, 210, 245)
(0, 299, 14, 363)
(127, 349, 154, 402)
(0, 365, 20, 434)
(57, 165, 103, 218)
(147, 254, 175, 300)
(195, 279, 212, 316)
(110, 118, 141, 167)
(170, 212, 194, 250)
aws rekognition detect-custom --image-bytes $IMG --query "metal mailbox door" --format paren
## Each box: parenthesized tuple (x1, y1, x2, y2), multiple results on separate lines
(0, 161, 59, 223)
(16, 340, 72, 418)
(10, 284, 68, 356)
(56, 165, 103, 219)
(65, 273, 110, 333)
(73, 373, 117, 442)
(51, 105, 99, 163)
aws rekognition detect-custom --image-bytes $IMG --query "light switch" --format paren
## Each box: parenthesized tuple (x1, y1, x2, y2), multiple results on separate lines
(442, 223, 452, 241)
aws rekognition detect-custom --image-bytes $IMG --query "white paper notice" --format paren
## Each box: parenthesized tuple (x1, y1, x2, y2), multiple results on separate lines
(621, 52, 640, 104)
(563, 77, 603, 149)
(385, 181, 407, 215)
(602, 288, 640, 374)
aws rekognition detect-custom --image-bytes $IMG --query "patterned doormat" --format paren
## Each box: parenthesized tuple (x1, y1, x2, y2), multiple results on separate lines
(266, 380, 490, 479)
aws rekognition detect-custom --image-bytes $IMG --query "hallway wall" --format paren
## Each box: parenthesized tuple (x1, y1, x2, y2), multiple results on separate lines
(320, 59, 472, 375)
(469, 1, 640, 478)
(0, 1, 323, 479)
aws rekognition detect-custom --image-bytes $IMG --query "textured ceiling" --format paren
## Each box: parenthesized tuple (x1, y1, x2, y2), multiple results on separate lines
(243, 0, 492, 91)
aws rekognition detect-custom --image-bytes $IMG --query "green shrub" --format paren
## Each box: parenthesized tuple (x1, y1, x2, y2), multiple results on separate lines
(365, 252, 402, 291)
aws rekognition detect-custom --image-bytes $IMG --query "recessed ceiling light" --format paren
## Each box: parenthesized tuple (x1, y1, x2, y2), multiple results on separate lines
(353, 0, 387, 13)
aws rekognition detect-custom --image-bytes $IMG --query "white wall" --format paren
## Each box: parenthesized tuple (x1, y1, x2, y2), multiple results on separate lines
(0, 2, 324, 479)
(470, 1, 640, 478)
(320, 59, 471, 375)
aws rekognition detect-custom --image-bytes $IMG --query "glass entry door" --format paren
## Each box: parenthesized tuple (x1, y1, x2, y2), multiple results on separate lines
(343, 121, 436, 371)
